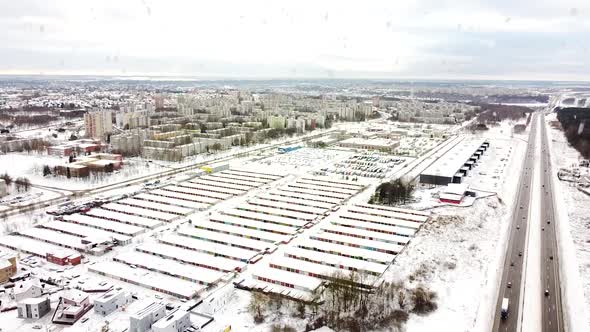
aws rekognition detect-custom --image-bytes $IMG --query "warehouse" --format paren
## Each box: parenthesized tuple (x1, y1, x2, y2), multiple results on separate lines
(177, 226, 273, 253)
(253, 268, 322, 293)
(178, 182, 244, 196)
(257, 193, 336, 210)
(0, 235, 80, 260)
(160, 234, 258, 263)
(320, 224, 410, 246)
(269, 256, 378, 289)
(353, 203, 430, 218)
(39, 220, 132, 245)
(298, 177, 365, 191)
(340, 210, 423, 230)
(309, 232, 404, 255)
(118, 198, 192, 216)
(284, 247, 387, 276)
(86, 208, 163, 229)
(133, 193, 207, 210)
(189, 178, 252, 192)
(296, 237, 395, 265)
(419, 139, 489, 185)
(247, 197, 327, 215)
(114, 251, 224, 285)
(193, 219, 291, 244)
(161, 185, 230, 201)
(235, 204, 318, 222)
(151, 188, 219, 205)
(224, 169, 283, 181)
(18, 228, 90, 252)
(89, 261, 203, 299)
(204, 175, 260, 187)
(61, 214, 145, 237)
(135, 243, 246, 272)
(331, 218, 415, 237)
(209, 213, 298, 235)
(101, 203, 177, 222)
(220, 208, 309, 228)
(348, 204, 429, 224)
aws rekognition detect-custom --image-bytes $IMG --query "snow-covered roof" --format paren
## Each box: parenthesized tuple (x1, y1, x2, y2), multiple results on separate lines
(247, 197, 326, 215)
(61, 214, 144, 236)
(101, 203, 177, 222)
(194, 219, 289, 244)
(136, 242, 245, 273)
(114, 251, 224, 284)
(118, 197, 192, 215)
(320, 224, 410, 245)
(421, 138, 486, 178)
(162, 185, 230, 200)
(340, 211, 422, 230)
(210, 213, 298, 235)
(89, 261, 203, 299)
(189, 178, 251, 192)
(178, 182, 244, 196)
(86, 208, 163, 229)
(348, 204, 429, 223)
(285, 247, 387, 276)
(223, 208, 309, 227)
(177, 226, 271, 252)
(332, 217, 416, 237)
(133, 193, 208, 210)
(310, 231, 404, 255)
(201, 175, 259, 187)
(442, 183, 469, 195)
(297, 237, 395, 265)
(151, 188, 218, 204)
(259, 192, 335, 209)
(160, 234, 258, 262)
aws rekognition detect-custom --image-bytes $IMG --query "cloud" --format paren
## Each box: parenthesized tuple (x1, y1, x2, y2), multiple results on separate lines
(0, 0, 589, 80)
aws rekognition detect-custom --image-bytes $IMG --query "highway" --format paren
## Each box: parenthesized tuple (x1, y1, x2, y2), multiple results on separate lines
(539, 114, 564, 332)
(492, 113, 539, 332)
(492, 113, 564, 332)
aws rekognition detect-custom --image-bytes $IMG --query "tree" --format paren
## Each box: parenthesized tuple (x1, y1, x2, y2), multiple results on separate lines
(15, 177, 31, 193)
(0, 173, 12, 186)
(248, 292, 269, 324)
(43, 165, 52, 177)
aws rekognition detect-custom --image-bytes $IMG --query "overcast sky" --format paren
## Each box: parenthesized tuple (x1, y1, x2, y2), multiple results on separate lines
(0, 0, 588, 80)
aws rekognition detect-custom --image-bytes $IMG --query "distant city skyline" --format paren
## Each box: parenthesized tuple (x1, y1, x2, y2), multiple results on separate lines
(1, 0, 589, 81)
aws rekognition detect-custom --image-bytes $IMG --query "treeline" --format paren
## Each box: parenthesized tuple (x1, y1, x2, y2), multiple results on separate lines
(469, 103, 531, 123)
(248, 270, 438, 331)
(1, 173, 31, 193)
(369, 179, 415, 205)
(556, 107, 590, 158)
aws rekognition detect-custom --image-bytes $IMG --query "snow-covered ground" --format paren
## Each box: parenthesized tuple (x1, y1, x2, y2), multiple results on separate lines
(545, 113, 590, 329)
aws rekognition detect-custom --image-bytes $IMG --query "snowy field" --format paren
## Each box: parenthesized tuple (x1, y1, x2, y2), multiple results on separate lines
(0, 153, 169, 191)
(546, 114, 590, 328)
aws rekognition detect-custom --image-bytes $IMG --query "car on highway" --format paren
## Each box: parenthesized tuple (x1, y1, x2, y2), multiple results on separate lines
(507, 282, 512, 288)
(544, 289, 549, 296)
(518, 251, 522, 257)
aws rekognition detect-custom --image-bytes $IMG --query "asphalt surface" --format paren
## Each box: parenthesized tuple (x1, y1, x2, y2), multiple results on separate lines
(492, 113, 564, 332)
(539, 114, 564, 332)
(492, 114, 539, 332)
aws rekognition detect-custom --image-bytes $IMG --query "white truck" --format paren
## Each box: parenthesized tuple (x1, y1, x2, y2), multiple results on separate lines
(501, 298, 509, 319)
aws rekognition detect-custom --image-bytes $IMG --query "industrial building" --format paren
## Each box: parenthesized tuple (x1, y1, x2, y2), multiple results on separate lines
(17, 297, 51, 319)
(0, 251, 17, 283)
(94, 289, 132, 316)
(419, 139, 489, 185)
(129, 301, 166, 332)
(337, 137, 400, 153)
